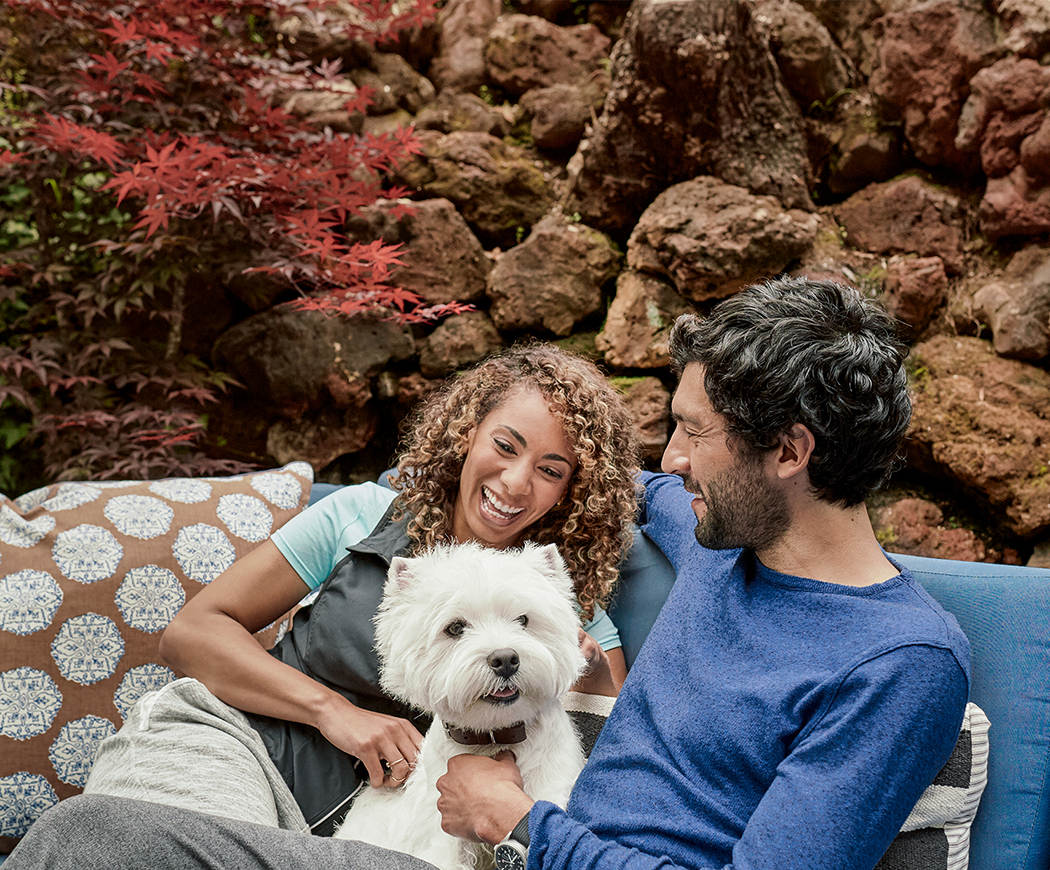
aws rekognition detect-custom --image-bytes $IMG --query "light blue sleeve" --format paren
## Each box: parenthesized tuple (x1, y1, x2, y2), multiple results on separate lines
(271, 482, 398, 590)
(583, 605, 621, 652)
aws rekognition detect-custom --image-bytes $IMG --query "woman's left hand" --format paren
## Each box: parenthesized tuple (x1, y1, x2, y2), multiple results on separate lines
(570, 630, 625, 696)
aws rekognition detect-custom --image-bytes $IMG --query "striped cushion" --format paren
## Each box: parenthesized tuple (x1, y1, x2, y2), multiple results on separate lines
(877, 702, 990, 870)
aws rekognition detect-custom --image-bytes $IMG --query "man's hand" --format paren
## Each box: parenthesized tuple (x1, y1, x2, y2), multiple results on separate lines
(436, 751, 535, 845)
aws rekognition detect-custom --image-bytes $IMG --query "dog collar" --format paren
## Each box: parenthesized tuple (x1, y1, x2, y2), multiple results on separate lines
(445, 722, 527, 745)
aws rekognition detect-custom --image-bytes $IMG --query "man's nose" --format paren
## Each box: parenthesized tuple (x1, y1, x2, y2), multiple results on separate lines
(661, 427, 689, 475)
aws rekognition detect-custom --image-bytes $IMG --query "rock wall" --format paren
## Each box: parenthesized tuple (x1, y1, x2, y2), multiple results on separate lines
(204, 0, 1050, 567)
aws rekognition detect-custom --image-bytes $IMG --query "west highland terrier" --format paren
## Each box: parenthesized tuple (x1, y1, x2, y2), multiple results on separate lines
(335, 541, 588, 870)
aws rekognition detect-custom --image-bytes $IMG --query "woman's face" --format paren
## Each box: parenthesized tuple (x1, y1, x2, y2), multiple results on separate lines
(452, 388, 577, 549)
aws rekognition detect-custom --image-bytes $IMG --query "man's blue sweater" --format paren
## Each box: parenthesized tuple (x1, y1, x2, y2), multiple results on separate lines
(529, 473, 970, 870)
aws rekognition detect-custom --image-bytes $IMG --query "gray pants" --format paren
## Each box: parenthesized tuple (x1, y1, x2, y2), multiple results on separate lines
(5, 795, 437, 870)
(83, 677, 307, 831)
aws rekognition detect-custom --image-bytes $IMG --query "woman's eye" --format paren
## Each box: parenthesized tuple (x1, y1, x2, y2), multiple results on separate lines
(494, 438, 514, 454)
(517, 614, 528, 628)
(445, 620, 467, 638)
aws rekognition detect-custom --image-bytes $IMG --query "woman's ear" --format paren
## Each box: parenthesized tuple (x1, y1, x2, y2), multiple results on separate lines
(773, 424, 816, 480)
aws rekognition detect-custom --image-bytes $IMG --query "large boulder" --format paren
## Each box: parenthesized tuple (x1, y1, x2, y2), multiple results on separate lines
(520, 83, 602, 152)
(955, 56, 1050, 239)
(483, 14, 611, 96)
(349, 52, 435, 116)
(418, 311, 504, 378)
(427, 0, 502, 94)
(627, 176, 819, 302)
(870, 497, 996, 563)
(835, 175, 967, 274)
(883, 256, 948, 334)
(596, 270, 694, 370)
(487, 214, 622, 336)
(906, 334, 1050, 540)
(414, 91, 512, 137)
(212, 306, 414, 415)
(972, 244, 1050, 362)
(869, 0, 1002, 173)
(565, 0, 813, 235)
(347, 198, 491, 305)
(393, 131, 555, 248)
(755, 0, 852, 109)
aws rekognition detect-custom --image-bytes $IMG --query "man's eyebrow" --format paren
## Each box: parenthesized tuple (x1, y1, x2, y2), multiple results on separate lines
(503, 425, 573, 466)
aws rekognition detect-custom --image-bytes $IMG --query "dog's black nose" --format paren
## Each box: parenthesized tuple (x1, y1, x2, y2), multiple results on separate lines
(487, 648, 520, 678)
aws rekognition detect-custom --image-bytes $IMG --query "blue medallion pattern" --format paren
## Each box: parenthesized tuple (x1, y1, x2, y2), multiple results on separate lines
(51, 614, 125, 685)
(48, 715, 117, 786)
(104, 494, 174, 540)
(41, 483, 102, 512)
(12, 486, 50, 512)
(0, 570, 63, 636)
(0, 772, 58, 837)
(173, 523, 236, 584)
(251, 470, 305, 509)
(116, 565, 185, 633)
(0, 504, 56, 549)
(148, 477, 213, 504)
(52, 524, 123, 584)
(217, 493, 273, 543)
(114, 663, 175, 720)
(0, 667, 62, 740)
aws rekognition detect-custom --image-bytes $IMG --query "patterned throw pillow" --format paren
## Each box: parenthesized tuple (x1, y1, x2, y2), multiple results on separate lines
(0, 462, 313, 852)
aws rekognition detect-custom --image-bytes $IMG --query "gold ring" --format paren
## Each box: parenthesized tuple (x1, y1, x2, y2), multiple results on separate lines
(388, 756, 406, 765)
(391, 774, 407, 784)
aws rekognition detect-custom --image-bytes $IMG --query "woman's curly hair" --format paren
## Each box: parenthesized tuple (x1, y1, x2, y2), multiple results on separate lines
(391, 343, 641, 620)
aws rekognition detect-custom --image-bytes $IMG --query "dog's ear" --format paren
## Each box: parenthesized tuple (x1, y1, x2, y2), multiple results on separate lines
(387, 556, 415, 592)
(528, 543, 569, 584)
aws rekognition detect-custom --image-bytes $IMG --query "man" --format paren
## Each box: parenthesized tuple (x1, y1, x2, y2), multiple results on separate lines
(8, 277, 969, 870)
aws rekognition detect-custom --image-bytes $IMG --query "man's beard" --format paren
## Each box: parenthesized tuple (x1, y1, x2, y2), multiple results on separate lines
(689, 457, 791, 552)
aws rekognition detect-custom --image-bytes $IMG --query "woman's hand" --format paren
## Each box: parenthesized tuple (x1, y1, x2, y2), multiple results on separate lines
(317, 701, 424, 789)
(570, 630, 625, 696)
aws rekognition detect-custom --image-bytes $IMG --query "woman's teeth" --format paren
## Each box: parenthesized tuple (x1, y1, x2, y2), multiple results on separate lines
(482, 486, 524, 518)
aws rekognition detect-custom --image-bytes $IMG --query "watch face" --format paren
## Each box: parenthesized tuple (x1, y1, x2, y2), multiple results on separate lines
(495, 843, 527, 870)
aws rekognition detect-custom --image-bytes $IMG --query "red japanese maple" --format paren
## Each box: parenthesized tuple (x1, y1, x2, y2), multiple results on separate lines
(0, 0, 455, 490)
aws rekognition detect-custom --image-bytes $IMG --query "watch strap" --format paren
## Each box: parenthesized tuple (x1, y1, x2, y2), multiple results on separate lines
(508, 811, 531, 848)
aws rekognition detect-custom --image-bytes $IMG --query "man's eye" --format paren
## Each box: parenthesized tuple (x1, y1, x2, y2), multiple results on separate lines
(445, 620, 467, 638)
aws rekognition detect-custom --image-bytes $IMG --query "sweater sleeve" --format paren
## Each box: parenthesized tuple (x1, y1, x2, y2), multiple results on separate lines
(529, 643, 968, 870)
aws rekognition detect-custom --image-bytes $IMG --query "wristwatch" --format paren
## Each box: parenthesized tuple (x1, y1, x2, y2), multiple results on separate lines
(494, 812, 531, 870)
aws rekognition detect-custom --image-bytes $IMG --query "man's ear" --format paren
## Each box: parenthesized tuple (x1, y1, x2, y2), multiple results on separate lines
(772, 424, 816, 480)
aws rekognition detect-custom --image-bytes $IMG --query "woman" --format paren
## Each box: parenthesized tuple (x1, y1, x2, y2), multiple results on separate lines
(82, 343, 641, 836)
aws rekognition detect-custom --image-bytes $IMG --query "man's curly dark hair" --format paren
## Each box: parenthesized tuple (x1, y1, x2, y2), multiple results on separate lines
(668, 276, 911, 507)
(391, 343, 641, 620)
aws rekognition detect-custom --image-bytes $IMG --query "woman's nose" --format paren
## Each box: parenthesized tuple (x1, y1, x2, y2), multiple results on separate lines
(502, 458, 531, 493)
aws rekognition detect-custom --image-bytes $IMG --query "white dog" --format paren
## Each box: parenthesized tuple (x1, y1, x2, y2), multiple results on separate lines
(335, 541, 588, 870)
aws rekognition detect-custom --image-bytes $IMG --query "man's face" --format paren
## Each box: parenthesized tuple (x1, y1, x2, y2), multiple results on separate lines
(662, 364, 790, 552)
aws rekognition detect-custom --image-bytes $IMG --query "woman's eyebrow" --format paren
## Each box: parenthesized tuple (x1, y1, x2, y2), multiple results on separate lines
(502, 425, 573, 466)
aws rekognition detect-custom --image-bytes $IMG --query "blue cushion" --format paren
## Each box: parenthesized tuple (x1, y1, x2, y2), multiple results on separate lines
(894, 554, 1050, 870)
(608, 529, 676, 669)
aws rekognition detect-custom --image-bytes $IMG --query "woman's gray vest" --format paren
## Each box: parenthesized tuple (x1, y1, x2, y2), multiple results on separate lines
(246, 504, 431, 836)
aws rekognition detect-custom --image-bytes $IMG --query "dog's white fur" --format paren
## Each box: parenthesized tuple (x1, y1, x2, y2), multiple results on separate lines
(334, 541, 587, 870)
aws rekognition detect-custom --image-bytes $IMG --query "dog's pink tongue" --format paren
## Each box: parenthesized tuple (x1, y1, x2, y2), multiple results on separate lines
(490, 686, 517, 698)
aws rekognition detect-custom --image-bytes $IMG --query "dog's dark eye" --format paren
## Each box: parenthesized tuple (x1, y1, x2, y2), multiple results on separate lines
(444, 620, 467, 638)
(517, 614, 528, 628)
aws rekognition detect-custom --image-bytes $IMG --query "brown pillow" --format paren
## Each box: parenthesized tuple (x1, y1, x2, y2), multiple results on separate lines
(0, 462, 313, 851)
